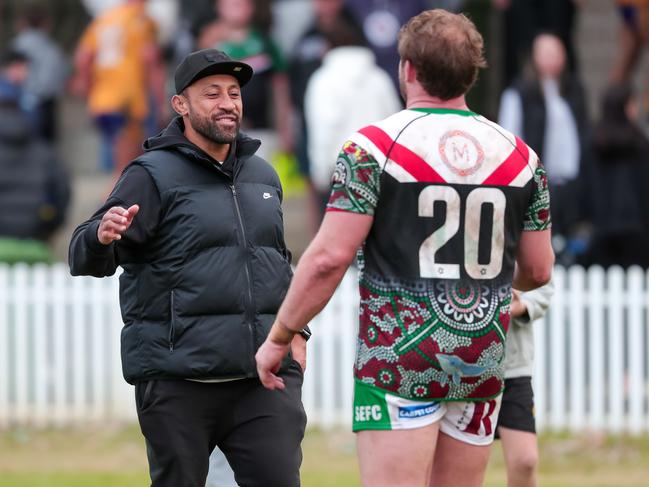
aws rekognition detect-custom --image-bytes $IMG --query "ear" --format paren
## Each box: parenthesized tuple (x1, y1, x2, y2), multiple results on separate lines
(171, 94, 189, 117)
(403, 59, 417, 84)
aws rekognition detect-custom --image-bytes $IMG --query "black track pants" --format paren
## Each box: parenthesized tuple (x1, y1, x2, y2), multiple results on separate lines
(135, 361, 306, 487)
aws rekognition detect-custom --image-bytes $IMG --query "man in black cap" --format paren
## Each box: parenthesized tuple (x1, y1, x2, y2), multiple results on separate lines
(69, 49, 308, 487)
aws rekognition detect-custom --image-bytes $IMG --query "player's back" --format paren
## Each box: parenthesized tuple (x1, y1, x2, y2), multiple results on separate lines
(329, 108, 550, 401)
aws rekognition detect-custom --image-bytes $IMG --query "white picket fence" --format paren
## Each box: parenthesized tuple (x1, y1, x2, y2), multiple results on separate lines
(1, 264, 649, 434)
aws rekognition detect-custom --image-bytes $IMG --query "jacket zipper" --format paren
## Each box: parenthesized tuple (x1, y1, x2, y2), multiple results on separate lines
(231, 184, 256, 370)
(169, 290, 176, 352)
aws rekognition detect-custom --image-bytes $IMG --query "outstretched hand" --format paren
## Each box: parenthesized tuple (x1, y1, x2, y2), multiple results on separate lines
(97, 204, 140, 245)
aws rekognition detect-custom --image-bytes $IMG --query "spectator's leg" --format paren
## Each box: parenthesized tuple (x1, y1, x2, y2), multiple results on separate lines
(94, 113, 126, 173)
(499, 427, 539, 487)
(206, 448, 238, 487)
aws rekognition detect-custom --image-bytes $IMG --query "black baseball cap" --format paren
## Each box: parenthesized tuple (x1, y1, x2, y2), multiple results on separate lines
(174, 49, 254, 94)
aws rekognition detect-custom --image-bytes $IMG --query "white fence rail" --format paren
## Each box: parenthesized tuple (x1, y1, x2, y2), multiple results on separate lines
(1, 264, 649, 434)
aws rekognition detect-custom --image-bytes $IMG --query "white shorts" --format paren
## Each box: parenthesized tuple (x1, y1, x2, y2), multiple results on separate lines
(353, 380, 502, 446)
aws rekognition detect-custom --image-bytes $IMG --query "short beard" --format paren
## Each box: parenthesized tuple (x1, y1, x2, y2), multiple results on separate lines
(189, 110, 240, 144)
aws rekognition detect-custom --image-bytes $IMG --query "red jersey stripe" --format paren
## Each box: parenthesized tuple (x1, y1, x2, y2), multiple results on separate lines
(482, 136, 530, 186)
(358, 125, 446, 183)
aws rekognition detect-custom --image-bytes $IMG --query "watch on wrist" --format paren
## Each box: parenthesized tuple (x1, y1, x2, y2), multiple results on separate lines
(298, 327, 312, 341)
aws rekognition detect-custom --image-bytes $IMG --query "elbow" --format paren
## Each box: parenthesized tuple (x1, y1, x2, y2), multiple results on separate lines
(519, 263, 553, 291)
(311, 247, 353, 279)
(530, 266, 552, 288)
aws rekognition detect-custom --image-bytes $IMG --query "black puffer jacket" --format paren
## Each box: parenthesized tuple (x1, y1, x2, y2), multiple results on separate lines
(69, 118, 293, 383)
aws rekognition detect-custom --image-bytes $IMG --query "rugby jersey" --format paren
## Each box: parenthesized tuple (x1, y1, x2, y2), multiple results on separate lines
(327, 107, 551, 401)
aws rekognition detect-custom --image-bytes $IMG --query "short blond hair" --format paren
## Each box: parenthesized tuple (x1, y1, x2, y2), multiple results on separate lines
(398, 9, 487, 100)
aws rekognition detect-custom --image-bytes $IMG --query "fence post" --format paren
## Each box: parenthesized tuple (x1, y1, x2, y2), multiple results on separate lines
(588, 266, 605, 431)
(568, 266, 586, 432)
(13, 263, 30, 424)
(627, 266, 644, 435)
(32, 264, 49, 426)
(52, 265, 69, 425)
(90, 276, 107, 421)
(0, 265, 9, 427)
(549, 267, 567, 430)
(71, 274, 88, 420)
(608, 266, 625, 433)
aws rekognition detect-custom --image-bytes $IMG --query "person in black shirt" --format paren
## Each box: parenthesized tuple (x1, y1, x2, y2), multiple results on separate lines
(69, 49, 308, 487)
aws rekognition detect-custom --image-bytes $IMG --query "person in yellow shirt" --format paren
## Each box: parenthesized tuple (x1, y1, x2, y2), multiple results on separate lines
(73, 0, 166, 175)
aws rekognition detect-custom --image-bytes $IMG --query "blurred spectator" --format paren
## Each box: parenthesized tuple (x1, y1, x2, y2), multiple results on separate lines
(288, 0, 362, 231)
(11, 4, 69, 143)
(610, 1, 649, 120)
(498, 33, 589, 264)
(198, 0, 293, 158)
(344, 0, 430, 89)
(289, 0, 359, 127)
(0, 50, 70, 264)
(492, 0, 581, 87)
(304, 21, 401, 220)
(72, 0, 167, 175)
(172, 0, 214, 65)
(582, 83, 649, 269)
(611, 0, 649, 83)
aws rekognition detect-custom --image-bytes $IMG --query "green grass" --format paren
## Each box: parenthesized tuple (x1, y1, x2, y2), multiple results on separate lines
(0, 473, 148, 487)
(1, 425, 649, 486)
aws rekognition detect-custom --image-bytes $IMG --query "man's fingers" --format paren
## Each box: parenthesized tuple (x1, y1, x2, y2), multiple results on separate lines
(102, 220, 127, 234)
(127, 204, 140, 217)
(109, 206, 130, 217)
(97, 206, 138, 245)
(260, 372, 285, 390)
(121, 205, 140, 227)
(259, 370, 284, 390)
(257, 360, 286, 390)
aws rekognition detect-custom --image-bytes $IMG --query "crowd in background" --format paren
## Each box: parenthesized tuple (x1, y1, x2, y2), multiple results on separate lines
(1, 0, 649, 268)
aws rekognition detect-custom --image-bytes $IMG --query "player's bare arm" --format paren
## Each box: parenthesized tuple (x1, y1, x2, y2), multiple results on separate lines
(513, 229, 554, 291)
(256, 211, 374, 390)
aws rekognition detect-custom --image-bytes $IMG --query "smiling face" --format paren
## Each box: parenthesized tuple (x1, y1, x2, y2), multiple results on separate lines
(173, 73, 243, 145)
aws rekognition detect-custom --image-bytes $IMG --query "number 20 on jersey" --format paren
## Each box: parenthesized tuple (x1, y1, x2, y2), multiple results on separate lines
(419, 186, 506, 280)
